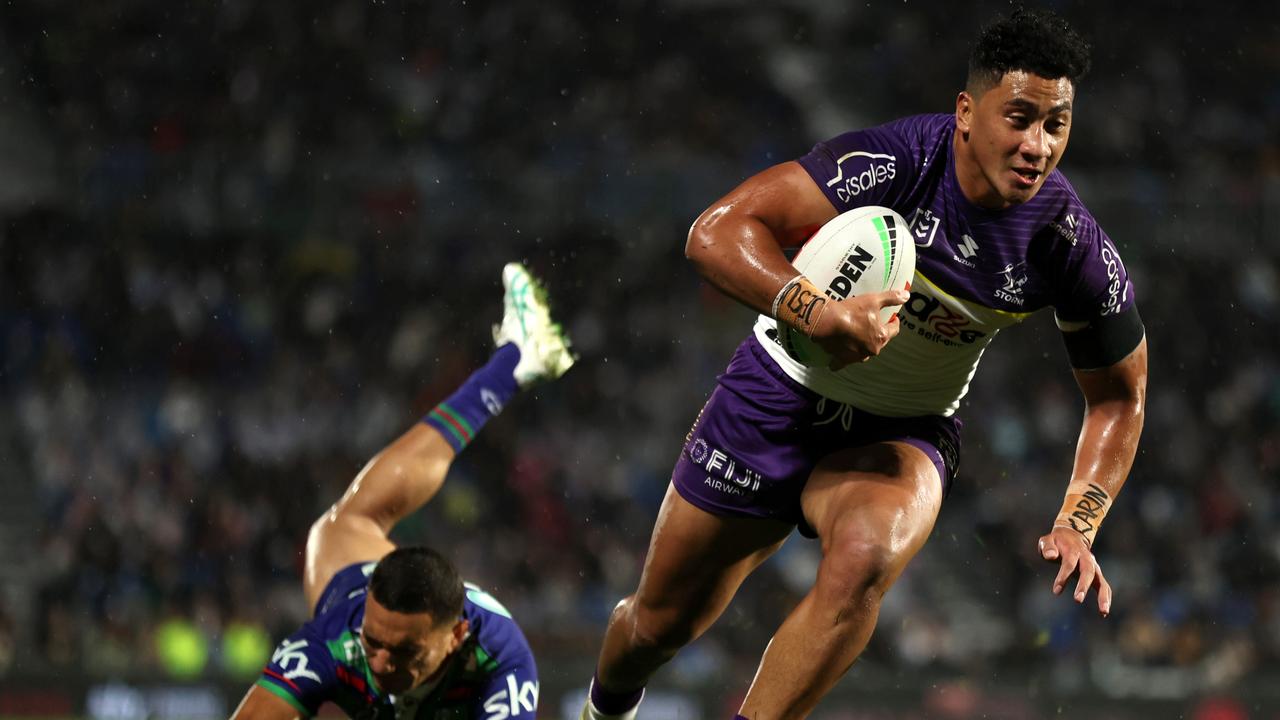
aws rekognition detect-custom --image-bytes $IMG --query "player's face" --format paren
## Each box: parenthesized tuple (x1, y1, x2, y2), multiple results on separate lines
(954, 70, 1075, 209)
(361, 594, 468, 695)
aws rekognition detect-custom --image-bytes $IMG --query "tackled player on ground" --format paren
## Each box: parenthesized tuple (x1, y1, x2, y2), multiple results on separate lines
(232, 263, 574, 720)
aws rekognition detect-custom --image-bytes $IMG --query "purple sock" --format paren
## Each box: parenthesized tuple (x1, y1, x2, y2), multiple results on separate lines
(590, 673, 644, 715)
(423, 344, 520, 452)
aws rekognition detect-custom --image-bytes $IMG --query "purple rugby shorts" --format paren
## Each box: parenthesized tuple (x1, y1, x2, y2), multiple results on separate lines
(672, 335, 962, 537)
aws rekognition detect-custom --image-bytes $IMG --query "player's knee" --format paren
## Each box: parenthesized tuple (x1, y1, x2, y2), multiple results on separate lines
(818, 526, 901, 605)
(623, 598, 697, 654)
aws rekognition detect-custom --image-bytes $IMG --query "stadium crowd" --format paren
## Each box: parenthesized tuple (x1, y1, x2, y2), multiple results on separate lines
(1, 0, 1276, 712)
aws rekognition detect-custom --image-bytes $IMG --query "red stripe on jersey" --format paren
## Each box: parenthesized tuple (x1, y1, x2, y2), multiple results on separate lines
(263, 668, 301, 693)
(336, 664, 368, 693)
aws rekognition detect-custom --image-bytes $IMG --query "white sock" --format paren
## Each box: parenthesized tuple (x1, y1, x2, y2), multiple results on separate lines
(581, 681, 643, 720)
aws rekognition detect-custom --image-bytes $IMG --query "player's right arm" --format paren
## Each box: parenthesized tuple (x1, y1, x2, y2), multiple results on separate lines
(232, 623, 336, 720)
(304, 423, 455, 610)
(685, 161, 906, 368)
(230, 685, 304, 720)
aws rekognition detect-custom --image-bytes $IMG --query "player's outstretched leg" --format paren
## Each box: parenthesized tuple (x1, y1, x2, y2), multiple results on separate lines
(303, 262, 573, 609)
(736, 442, 942, 719)
(427, 261, 574, 449)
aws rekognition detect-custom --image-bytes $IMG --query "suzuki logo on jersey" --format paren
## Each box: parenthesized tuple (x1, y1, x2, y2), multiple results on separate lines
(995, 263, 1028, 306)
(951, 234, 978, 268)
(272, 639, 321, 684)
(826, 151, 897, 203)
(908, 207, 941, 248)
(481, 675, 538, 719)
(900, 291, 987, 346)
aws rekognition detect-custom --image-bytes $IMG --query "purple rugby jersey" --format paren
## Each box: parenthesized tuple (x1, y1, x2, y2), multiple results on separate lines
(752, 113, 1136, 417)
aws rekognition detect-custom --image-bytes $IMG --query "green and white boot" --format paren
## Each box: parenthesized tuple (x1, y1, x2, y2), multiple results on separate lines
(493, 262, 576, 387)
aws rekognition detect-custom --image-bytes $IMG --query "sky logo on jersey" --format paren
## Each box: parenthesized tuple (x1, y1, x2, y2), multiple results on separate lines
(908, 207, 941, 248)
(826, 151, 897, 204)
(272, 639, 322, 684)
(481, 675, 537, 719)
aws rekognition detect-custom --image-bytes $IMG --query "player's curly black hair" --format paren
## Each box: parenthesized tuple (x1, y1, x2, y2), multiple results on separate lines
(967, 5, 1092, 92)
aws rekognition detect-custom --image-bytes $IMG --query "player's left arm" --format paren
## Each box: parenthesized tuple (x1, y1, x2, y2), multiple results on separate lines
(1037, 306, 1148, 616)
(304, 424, 455, 611)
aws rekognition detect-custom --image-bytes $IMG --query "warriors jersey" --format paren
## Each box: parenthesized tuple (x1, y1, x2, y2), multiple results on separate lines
(256, 563, 537, 720)
(753, 113, 1136, 416)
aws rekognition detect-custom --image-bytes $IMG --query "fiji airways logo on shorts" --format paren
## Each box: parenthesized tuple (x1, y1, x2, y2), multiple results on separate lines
(689, 438, 762, 497)
(826, 151, 897, 204)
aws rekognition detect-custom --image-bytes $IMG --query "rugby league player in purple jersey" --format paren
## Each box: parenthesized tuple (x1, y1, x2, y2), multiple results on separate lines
(581, 6, 1147, 719)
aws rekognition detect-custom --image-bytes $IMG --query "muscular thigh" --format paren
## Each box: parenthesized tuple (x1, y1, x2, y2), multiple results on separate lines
(634, 484, 792, 621)
(800, 442, 943, 562)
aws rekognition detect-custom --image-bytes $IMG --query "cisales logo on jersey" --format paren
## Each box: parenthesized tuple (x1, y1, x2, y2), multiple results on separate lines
(826, 151, 897, 204)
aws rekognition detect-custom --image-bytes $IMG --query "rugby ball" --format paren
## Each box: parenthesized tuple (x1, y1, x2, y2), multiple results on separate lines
(779, 205, 915, 367)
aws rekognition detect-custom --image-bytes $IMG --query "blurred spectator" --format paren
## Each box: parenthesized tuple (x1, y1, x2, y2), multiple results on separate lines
(0, 599, 14, 675)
